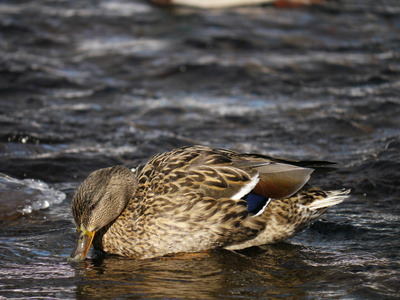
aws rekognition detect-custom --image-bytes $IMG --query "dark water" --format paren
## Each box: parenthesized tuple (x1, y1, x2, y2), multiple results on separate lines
(1, 0, 400, 298)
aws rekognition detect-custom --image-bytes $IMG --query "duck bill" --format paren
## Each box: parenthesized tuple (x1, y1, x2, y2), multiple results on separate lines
(68, 227, 95, 262)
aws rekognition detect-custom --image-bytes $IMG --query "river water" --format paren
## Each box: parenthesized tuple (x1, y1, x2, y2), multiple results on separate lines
(0, 0, 399, 299)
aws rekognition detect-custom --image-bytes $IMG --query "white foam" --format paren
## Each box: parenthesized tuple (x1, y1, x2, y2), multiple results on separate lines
(0, 173, 66, 218)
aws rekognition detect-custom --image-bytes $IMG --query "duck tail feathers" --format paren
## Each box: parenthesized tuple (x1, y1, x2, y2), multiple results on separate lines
(307, 189, 350, 210)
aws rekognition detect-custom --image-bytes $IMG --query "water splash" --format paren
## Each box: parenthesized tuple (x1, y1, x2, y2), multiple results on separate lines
(0, 173, 66, 221)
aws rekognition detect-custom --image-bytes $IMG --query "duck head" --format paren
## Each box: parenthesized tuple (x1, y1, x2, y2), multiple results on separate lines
(68, 166, 137, 261)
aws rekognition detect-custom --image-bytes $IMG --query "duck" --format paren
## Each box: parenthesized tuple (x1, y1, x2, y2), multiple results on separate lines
(69, 145, 349, 261)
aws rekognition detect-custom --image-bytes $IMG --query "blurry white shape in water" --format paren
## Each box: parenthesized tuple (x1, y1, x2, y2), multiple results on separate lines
(152, 0, 274, 8)
(151, 0, 318, 8)
(0, 173, 66, 220)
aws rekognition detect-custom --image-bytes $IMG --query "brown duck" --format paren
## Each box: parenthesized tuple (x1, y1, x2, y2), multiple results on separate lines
(69, 145, 349, 261)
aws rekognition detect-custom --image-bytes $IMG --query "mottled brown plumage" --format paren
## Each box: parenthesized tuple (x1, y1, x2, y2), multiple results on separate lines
(69, 145, 349, 261)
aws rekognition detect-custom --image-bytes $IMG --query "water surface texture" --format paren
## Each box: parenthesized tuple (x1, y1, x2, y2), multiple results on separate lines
(1, 0, 400, 298)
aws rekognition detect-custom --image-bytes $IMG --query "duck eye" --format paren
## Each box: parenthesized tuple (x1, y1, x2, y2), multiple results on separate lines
(89, 204, 96, 211)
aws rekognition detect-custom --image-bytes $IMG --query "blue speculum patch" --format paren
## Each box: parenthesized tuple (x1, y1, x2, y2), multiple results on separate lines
(243, 192, 269, 215)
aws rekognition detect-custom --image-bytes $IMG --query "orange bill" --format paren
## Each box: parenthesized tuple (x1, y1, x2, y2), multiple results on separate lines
(68, 226, 95, 262)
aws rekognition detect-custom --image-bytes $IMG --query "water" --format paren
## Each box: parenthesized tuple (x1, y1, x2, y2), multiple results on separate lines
(1, 0, 400, 298)
(0, 173, 66, 219)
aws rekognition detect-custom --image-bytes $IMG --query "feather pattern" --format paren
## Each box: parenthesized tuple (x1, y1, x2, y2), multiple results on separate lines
(69, 145, 349, 260)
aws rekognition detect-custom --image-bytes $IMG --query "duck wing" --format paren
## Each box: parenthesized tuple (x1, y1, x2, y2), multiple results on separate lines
(144, 146, 315, 204)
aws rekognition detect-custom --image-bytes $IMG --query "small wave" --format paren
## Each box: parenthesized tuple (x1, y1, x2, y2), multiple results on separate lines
(0, 173, 66, 221)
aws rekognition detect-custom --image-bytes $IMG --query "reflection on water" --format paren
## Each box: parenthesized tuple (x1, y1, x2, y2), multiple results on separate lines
(0, 0, 400, 298)
(72, 245, 318, 299)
